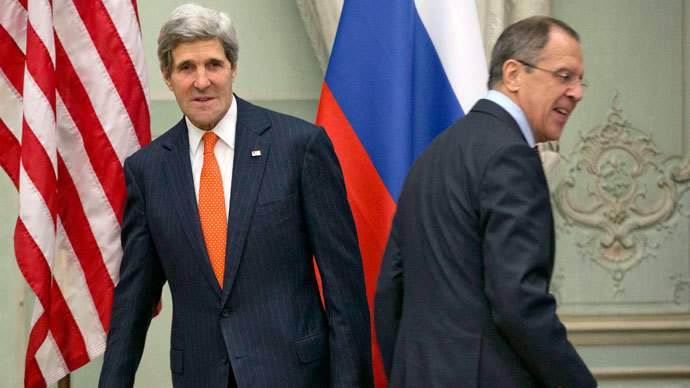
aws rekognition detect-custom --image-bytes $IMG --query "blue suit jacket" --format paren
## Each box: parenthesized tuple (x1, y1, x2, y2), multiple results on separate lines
(374, 99, 595, 387)
(99, 97, 373, 387)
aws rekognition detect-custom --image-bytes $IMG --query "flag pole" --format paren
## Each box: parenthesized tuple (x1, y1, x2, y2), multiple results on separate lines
(58, 374, 70, 388)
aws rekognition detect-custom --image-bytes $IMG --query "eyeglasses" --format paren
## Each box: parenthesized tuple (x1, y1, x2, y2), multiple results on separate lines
(516, 59, 588, 89)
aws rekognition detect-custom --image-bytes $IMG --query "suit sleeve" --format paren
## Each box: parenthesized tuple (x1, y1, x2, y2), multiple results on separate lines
(98, 157, 166, 388)
(478, 144, 596, 388)
(373, 218, 403, 377)
(300, 127, 374, 387)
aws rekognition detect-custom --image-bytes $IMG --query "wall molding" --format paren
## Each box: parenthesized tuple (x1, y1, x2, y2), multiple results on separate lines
(562, 314, 690, 345)
(592, 366, 690, 381)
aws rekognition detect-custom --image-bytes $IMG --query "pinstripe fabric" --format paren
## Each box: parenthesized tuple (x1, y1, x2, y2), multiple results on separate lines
(99, 96, 373, 388)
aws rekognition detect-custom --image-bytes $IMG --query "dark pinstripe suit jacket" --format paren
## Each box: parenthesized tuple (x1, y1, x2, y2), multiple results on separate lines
(99, 96, 373, 388)
(374, 100, 595, 387)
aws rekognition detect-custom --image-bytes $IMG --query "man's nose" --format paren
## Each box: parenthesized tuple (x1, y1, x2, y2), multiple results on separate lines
(567, 81, 584, 102)
(193, 69, 211, 89)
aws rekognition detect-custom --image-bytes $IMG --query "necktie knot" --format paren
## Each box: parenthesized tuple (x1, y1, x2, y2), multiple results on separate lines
(203, 132, 218, 155)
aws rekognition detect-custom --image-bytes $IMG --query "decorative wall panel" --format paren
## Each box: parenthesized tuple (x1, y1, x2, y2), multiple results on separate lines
(549, 1, 689, 323)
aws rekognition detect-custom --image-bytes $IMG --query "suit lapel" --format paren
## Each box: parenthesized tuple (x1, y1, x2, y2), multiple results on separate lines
(161, 119, 222, 297)
(222, 97, 271, 304)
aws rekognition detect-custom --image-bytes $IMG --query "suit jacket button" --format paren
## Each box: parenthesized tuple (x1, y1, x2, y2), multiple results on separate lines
(221, 308, 230, 317)
(221, 355, 229, 364)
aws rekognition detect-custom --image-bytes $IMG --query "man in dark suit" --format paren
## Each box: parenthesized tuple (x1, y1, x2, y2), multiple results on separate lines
(99, 4, 372, 387)
(374, 16, 596, 387)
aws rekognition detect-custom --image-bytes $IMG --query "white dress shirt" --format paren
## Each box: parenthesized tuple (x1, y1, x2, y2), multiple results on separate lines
(485, 90, 536, 148)
(187, 95, 237, 220)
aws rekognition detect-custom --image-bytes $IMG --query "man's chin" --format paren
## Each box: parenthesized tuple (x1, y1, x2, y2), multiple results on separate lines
(544, 127, 564, 142)
(188, 116, 217, 131)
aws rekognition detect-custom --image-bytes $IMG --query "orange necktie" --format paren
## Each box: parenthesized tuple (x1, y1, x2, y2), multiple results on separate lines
(199, 132, 227, 288)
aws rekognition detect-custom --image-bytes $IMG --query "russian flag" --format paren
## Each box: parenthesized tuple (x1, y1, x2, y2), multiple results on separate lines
(316, 0, 487, 385)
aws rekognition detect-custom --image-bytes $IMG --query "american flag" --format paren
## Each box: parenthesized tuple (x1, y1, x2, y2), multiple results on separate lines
(0, 0, 150, 386)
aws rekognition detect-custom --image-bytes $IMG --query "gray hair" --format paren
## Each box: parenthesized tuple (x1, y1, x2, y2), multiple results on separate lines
(158, 3, 239, 77)
(487, 16, 579, 89)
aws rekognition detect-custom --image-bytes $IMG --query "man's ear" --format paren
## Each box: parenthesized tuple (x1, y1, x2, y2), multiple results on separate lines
(231, 62, 238, 82)
(161, 68, 173, 91)
(501, 59, 522, 93)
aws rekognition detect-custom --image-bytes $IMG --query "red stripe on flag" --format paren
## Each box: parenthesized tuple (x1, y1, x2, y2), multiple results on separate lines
(24, 358, 46, 388)
(16, 218, 53, 388)
(24, 314, 49, 388)
(17, 0, 28, 11)
(14, 219, 52, 315)
(0, 119, 20, 188)
(0, 24, 25, 93)
(0, 21, 24, 189)
(316, 82, 395, 387)
(55, 38, 127, 223)
(57, 154, 115, 330)
(71, 0, 151, 146)
(49, 283, 90, 370)
(130, 0, 140, 25)
(25, 22, 56, 114)
(20, 123, 57, 225)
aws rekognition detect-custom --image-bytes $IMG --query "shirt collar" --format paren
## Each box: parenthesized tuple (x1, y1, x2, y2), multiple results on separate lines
(485, 90, 536, 148)
(188, 94, 238, 157)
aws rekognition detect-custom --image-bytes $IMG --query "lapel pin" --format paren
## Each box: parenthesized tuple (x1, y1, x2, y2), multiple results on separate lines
(251, 150, 261, 157)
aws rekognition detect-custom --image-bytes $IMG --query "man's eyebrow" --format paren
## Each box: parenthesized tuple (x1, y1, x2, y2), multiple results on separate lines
(174, 57, 227, 69)
(558, 67, 586, 79)
(206, 57, 226, 64)
(175, 59, 193, 68)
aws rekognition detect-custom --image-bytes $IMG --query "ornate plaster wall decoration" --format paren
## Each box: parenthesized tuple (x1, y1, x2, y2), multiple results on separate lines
(671, 273, 690, 306)
(673, 158, 690, 183)
(554, 93, 677, 288)
(678, 185, 690, 219)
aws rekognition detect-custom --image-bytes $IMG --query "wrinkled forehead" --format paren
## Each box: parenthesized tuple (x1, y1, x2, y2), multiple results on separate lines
(171, 39, 227, 63)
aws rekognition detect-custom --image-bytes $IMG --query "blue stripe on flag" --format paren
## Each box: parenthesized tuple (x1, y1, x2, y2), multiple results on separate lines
(325, 1, 464, 202)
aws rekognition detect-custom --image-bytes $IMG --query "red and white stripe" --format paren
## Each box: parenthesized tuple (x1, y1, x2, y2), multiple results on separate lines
(0, 0, 150, 386)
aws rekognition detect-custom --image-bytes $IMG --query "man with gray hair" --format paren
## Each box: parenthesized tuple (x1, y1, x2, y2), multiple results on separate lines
(375, 16, 596, 387)
(99, 4, 373, 387)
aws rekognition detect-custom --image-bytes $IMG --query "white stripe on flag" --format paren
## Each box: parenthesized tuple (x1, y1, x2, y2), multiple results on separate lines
(56, 96, 122, 284)
(0, 73, 23, 140)
(1, 0, 28, 52)
(27, 0, 56, 64)
(35, 332, 69, 386)
(414, 0, 487, 112)
(53, 1, 141, 164)
(18, 165, 55, 268)
(102, 0, 151, 104)
(22, 73, 57, 172)
(55, 219, 107, 356)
